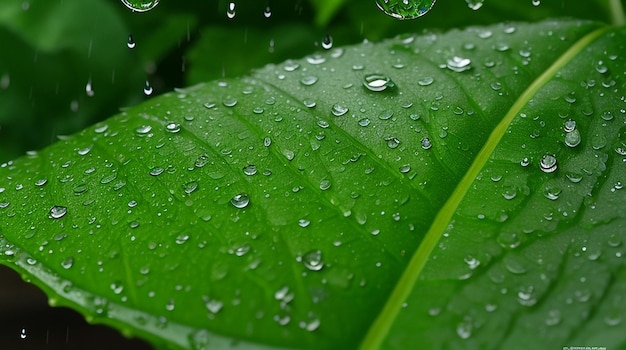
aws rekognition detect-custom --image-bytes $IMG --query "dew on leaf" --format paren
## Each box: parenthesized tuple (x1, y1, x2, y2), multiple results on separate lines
(302, 249, 324, 271)
(446, 56, 472, 72)
(306, 54, 326, 65)
(165, 123, 181, 133)
(300, 76, 318, 86)
(61, 257, 74, 270)
(358, 118, 371, 127)
(417, 76, 434, 86)
(222, 96, 238, 107)
(319, 179, 331, 191)
(331, 103, 349, 116)
(421, 137, 432, 150)
(175, 234, 190, 245)
(375, 0, 436, 19)
(399, 164, 411, 173)
(150, 167, 164, 176)
(183, 181, 199, 194)
(363, 74, 396, 92)
(231, 194, 250, 209)
(121, 0, 159, 12)
(565, 129, 581, 148)
(203, 296, 224, 314)
(243, 164, 257, 176)
(539, 154, 558, 173)
(194, 154, 209, 168)
(386, 137, 400, 149)
(298, 219, 311, 228)
(49, 206, 67, 219)
(378, 110, 394, 120)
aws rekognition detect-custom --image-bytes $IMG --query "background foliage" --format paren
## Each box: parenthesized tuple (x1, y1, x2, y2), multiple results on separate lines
(0, 0, 617, 162)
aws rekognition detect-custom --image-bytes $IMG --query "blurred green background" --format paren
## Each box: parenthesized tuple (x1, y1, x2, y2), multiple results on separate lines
(0, 0, 617, 163)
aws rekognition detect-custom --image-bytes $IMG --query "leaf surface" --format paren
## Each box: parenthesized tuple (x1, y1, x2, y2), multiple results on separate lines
(1, 19, 626, 350)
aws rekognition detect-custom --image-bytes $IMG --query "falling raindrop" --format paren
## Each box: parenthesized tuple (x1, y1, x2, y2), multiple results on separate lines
(531, 0, 541, 6)
(85, 80, 94, 97)
(121, 0, 160, 12)
(226, 2, 236, 18)
(263, 2, 272, 17)
(49, 206, 68, 219)
(127, 34, 136, 49)
(539, 154, 558, 173)
(465, 0, 484, 10)
(231, 194, 250, 209)
(20, 328, 27, 339)
(363, 74, 396, 92)
(143, 80, 153, 95)
(321, 34, 333, 50)
(375, 0, 437, 19)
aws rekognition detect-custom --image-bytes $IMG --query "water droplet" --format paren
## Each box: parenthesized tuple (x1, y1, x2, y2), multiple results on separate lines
(417, 76, 434, 86)
(231, 194, 250, 209)
(563, 119, 576, 132)
(136, 125, 152, 135)
(539, 154, 558, 173)
(321, 34, 333, 50)
(564, 129, 581, 148)
(300, 76, 318, 86)
(121, 0, 159, 12)
(531, 0, 541, 6)
(49, 206, 67, 219)
(61, 257, 74, 270)
(358, 118, 371, 127)
(222, 96, 238, 107)
(378, 110, 394, 120)
(375, 0, 436, 19)
(263, 2, 272, 17)
(127, 34, 136, 49)
(331, 103, 349, 116)
(20, 328, 27, 339)
(319, 179, 331, 191)
(465, 0, 484, 10)
(399, 164, 411, 173)
(150, 167, 164, 176)
(363, 74, 396, 92)
(386, 137, 400, 149)
(183, 181, 199, 194)
(421, 137, 432, 150)
(446, 56, 472, 72)
(226, 2, 236, 18)
(85, 80, 94, 97)
(195, 154, 209, 168)
(165, 123, 181, 133)
(175, 234, 190, 245)
(110, 281, 124, 294)
(204, 296, 224, 314)
(456, 318, 473, 339)
(242, 164, 257, 176)
(306, 54, 326, 65)
(302, 249, 324, 271)
(143, 80, 153, 95)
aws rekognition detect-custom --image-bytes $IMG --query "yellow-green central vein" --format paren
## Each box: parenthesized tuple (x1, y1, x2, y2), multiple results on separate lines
(359, 25, 611, 350)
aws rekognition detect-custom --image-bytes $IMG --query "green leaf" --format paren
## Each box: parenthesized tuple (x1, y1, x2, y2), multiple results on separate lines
(1, 18, 626, 350)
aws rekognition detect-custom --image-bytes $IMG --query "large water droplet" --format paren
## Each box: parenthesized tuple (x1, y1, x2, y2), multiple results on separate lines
(331, 103, 349, 116)
(375, 0, 436, 19)
(363, 74, 396, 92)
(564, 129, 581, 148)
(121, 0, 159, 12)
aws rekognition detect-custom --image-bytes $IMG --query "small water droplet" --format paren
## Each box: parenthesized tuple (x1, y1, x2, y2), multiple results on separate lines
(300, 76, 318, 86)
(399, 164, 411, 173)
(378, 110, 394, 120)
(302, 249, 324, 271)
(539, 154, 558, 173)
(127, 34, 136, 49)
(563, 119, 576, 132)
(375, 0, 436, 19)
(183, 181, 199, 194)
(446, 56, 472, 72)
(531, 0, 541, 6)
(363, 74, 396, 92)
(85, 80, 94, 97)
(204, 296, 224, 314)
(306, 54, 326, 65)
(121, 0, 159, 12)
(417, 76, 434, 86)
(61, 257, 74, 270)
(386, 137, 400, 149)
(231, 194, 250, 209)
(242, 164, 257, 176)
(263, 2, 272, 17)
(19, 328, 27, 339)
(49, 206, 67, 219)
(150, 167, 164, 176)
(319, 179, 331, 191)
(222, 96, 238, 107)
(331, 103, 349, 116)
(165, 123, 181, 133)
(358, 118, 371, 127)
(143, 80, 153, 95)
(564, 129, 581, 148)
(421, 137, 432, 150)
(175, 234, 190, 245)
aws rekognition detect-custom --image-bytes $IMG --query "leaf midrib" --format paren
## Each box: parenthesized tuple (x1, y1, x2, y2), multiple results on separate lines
(359, 24, 613, 350)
